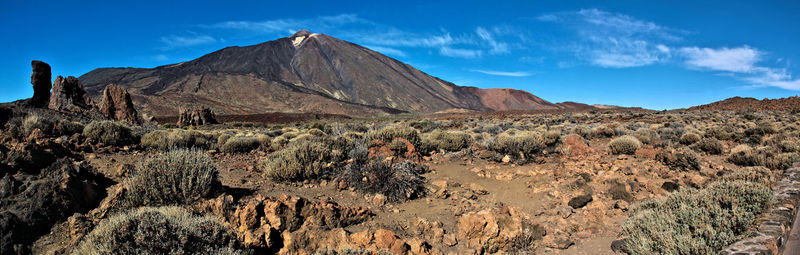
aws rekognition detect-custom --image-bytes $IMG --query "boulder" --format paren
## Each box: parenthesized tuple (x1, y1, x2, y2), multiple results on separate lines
(177, 107, 218, 127)
(568, 194, 593, 209)
(99, 84, 141, 124)
(29, 60, 51, 108)
(49, 76, 93, 112)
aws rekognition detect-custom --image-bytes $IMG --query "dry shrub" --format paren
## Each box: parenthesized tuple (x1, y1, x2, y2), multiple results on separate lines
(656, 148, 701, 171)
(489, 130, 545, 158)
(608, 135, 642, 155)
(679, 132, 701, 145)
(422, 130, 473, 152)
(83, 121, 135, 146)
(342, 145, 427, 202)
(124, 149, 218, 207)
(722, 166, 775, 187)
(366, 125, 420, 147)
(696, 137, 723, 154)
(74, 206, 246, 254)
(220, 136, 261, 153)
(622, 181, 772, 254)
(140, 129, 214, 150)
(259, 138, 332, 181)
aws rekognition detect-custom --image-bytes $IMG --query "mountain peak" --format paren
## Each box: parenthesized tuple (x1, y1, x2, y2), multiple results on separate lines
(290, 30, 314, 48)
(291, 30, 312, 38)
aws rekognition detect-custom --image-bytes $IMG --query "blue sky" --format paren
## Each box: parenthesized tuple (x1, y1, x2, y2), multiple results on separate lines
(2, 1, 799, 109)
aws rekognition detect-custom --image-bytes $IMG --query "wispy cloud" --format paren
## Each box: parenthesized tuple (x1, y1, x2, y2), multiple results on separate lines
(159, 34, 217, 50)
(363, 45, 406, 57)
(538, 8, 679, 68)
(439, 47, 482, 58)
(476, 27, 509, 54)
(470, 69, 532, 77)
(204, 14, 508, 59)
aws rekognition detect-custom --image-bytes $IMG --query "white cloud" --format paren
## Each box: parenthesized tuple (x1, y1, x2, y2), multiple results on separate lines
(538, 8, 678, 68)
(439, 47, 482, 58)
(470, 69, 532, 77)
(476, 27, 509, 54)
(363, 45, 406, 57)
(152, 54, 169, 61)
(159, 34, 217, 50)
(679, 46, 761, 72)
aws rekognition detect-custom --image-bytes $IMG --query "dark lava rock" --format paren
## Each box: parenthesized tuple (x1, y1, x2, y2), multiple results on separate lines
(0, 158, 112, 254)
(611, 238, 629, 254)
(99, 84, 141, 124)
(177, 106, 218, 127)
(29, 60, 52, 108)
(49, 76, 94, 112)
(661, 181, 680, 192)
(568, 194, 593, 209)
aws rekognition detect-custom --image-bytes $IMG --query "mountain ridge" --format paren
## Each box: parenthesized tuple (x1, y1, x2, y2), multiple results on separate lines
(79, 30, 596, 116)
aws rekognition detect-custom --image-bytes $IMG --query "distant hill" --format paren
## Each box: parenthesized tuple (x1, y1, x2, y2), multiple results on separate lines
(79, 30, 601, 116)
(687, 96, 800, 111)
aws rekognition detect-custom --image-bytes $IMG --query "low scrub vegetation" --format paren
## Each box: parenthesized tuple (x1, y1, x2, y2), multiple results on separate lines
(489, 130, 545, 158)
(421, 130, 473, 152)
(74, 206, 246, 254)
(220, 136, 261, 153)
(622, 180, 772, 254)
(83, 121, 135, 146)
(124, 149, 218, 207)
(259, 138, 333, 181)
(342, 145, 427, 202)
(608, 135, 641, 155)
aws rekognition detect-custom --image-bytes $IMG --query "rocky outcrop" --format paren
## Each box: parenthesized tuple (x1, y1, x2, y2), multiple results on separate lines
(0, 158, 111, 254)
(29, 60, 51, 108)
(177, 107, 218, 127)
(48, 76, 94, 113)
(194, 194, 373, 253)
(99, 84, 141, 124)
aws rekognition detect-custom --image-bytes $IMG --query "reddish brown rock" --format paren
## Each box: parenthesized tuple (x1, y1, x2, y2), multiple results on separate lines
(30, 60, 52, 108)
(49, 76, 93, 112)
(177, 106, 218, 127)
(99, 84, 141, 124)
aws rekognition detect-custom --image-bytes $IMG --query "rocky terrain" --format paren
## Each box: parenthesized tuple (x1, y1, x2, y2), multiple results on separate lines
(687, 96, 800, 111)
(78, 30, 604, 117)
(1, 60, 797, 254)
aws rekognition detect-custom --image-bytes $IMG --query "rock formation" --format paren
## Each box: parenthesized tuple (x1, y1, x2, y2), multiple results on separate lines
(48, 76, 93, 112)
(99, 84, 141, 124)
(177, 107, 218, 127)
(29, 60, 51, 108)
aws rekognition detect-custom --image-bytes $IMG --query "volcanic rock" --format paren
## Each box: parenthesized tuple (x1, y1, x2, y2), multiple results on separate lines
(49, 76, 94, 112)
(568, 194, 593, 209)
(29, 60, 51, 108)
(99, 84, 141, 124)
(177, 107, 218, 127)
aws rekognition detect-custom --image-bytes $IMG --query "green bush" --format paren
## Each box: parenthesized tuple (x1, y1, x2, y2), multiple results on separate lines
(489, 130, 545, 157)
(259, 139, 332, 181)
(83, 121, 135, 146)
(74, 206, 246, 255)
(422, 130, 473, 152)
(140, 129, 214, 150)
(124, 149, 218, 207)
(679, 132, 701, 145)
(722, 166, 775, 187)
(633, 129, 659, 145)
(366, 125, 420, 147)
(696, 137, 723, 154)
(53, 119, 84, 136)
(727, 145, 766, 167)
(622, 181, 772, 254)
(22, 114, 52, 135)
(656, 148, 701, 171)
(608, 135, 642, 155)
(220, 136, 261, 153)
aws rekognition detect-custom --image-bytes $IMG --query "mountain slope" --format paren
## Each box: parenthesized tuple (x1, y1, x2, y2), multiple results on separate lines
(80, 30, 573, 116)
